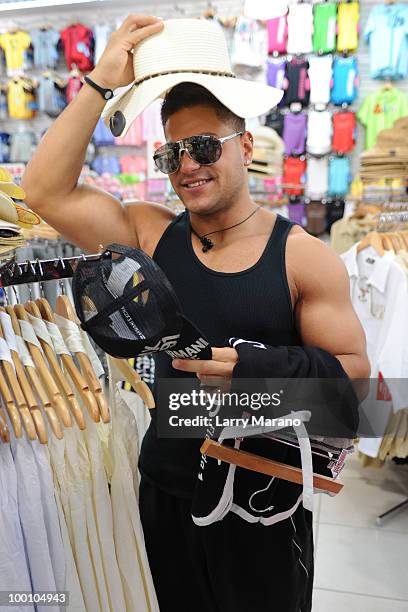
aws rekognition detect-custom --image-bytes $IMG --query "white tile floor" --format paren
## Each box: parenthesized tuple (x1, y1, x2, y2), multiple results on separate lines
(312, 453, 408, 611)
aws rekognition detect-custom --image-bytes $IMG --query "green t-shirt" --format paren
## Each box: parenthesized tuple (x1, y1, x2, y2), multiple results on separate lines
(357, 87, 408, 149)
(313, 2, 337, 54)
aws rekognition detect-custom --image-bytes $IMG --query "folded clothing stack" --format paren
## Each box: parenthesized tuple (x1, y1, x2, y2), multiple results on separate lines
(360, 117, 408, 181)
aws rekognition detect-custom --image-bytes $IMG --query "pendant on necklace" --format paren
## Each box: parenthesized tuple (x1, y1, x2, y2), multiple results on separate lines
(200, 237, 214, 253)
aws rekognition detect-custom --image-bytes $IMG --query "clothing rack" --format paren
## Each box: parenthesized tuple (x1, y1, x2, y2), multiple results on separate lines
(0, 252, 102, 288)
(376, 210, 408, 231)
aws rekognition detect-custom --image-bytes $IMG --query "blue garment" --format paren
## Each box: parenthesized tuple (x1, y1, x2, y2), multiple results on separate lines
(328, 157, 351, 197)
(365, 4, 408, 80)
(30, 28, 60, 68)
(92, 155, 121, 175)
(93, 118, 114, 146)
(37, 76, 66, 115)
(331, 56, 358, 106)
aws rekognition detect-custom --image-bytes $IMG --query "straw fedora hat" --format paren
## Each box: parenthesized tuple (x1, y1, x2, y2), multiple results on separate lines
(102, 18, 283, 137)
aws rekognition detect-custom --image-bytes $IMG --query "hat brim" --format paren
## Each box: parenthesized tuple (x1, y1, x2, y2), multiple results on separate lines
(103, 73, 283, 137)
(0, 192, 18, 223)
(0, 182, 26, 200)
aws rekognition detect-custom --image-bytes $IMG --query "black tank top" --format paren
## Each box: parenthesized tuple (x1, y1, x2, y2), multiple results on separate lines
(139, 211, 302, 498)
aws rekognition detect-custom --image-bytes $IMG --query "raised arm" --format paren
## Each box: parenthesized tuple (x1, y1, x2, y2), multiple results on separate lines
(22, 16, 164, 253)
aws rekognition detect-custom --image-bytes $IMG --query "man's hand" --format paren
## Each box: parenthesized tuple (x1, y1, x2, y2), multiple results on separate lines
(89, 15, 164, 90)
(172, 347, 238, 387)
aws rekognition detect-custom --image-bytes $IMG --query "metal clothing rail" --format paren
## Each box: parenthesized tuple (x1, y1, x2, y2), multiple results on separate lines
(0, 252, 102, 288)
(376, 210, 408, 232)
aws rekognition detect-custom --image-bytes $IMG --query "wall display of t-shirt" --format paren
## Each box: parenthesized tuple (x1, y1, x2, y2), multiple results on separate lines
(262, 1, 362, 202)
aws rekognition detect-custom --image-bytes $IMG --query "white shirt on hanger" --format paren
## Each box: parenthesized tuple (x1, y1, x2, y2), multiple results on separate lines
(287, 3, 314, 54)
(0, 444, 34, 612)
(342, 244, 408, 456)
(306, 110, 332, 155)
(306, 157, 329, 199)
(10, 435, 59, 612)
(308, 55, 333, 105)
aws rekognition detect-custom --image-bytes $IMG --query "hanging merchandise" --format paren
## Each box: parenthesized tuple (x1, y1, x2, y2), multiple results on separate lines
(287, 3, 314, 55)
(306, 110, 332, 156)
(365, 3, 408, 81)
(9, 129, 37, 163)
(312, 1, 337, 55)
(93, 117, 115, 146)
(357, 86, 408, 149)
(114, 116, 144, 148)
(60, 23, 94, 72)
(264, 108, 285, 136)
(0, 30, 31, 75)
(93, 23, 114, 64)
(66, 73, 82, 103)
(266, 11, 288, 55)
(92, 155, 121, 176)
(337, 1, 360, 53)
(29, 27, 60, 69)
(283, 57, 310, 107)
(308, 55, 333, 105)
(282, 112, 307, 156)
(7, 77, 36, 120)
(331, 55, 359, 106)
(283, 156, 306, 195)
(0, 133, 9, 164)
(231, 16, 267, 69)
(306, 157, 329, 200)
(37, 73, 67, 117)
(328, 156, 351, 197)
(332, 111, 356, 154)
(267, 58, 286, 92)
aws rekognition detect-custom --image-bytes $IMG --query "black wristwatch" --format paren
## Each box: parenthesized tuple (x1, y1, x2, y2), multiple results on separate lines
(83, 76, 114, 101)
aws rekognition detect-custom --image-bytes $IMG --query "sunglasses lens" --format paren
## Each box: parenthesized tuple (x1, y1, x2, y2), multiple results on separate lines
(154, 144, 180, 174)
(188, 136, 222, 165)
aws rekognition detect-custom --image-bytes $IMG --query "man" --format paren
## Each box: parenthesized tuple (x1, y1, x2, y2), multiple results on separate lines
(23, 15, 370, 612)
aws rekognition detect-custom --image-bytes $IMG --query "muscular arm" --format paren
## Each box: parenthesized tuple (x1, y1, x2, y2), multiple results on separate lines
(288, 230, 370, 380)
(22, 16, 164, 254)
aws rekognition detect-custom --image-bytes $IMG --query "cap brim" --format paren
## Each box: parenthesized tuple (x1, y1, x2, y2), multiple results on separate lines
(170, 314, 212, 360)
(0, 182, 26, 200)
(103, 73, 283, 137)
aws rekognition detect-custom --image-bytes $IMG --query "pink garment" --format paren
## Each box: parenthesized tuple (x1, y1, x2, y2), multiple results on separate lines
(267, 15, 288, 54)
(120, 156, 147, 174)
(115, 116, 144, 147)
(66, 76, 82, 103)
(142, 100, 164, 142)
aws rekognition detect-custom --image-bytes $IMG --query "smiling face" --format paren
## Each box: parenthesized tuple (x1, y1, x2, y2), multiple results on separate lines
(163, 105, 253, 216)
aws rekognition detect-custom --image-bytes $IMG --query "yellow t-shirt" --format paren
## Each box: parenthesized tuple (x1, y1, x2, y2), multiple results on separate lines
(337, 2, 359, 52)
(0, 31, 31, 72)
(7, 79, 35, 119)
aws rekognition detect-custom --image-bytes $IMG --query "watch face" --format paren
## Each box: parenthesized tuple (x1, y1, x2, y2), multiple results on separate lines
(104, 90, 114, 100)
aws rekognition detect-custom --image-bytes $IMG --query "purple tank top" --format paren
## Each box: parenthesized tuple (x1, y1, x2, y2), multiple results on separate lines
(283, 113, 307, 156)
(267, 59, 286, 90)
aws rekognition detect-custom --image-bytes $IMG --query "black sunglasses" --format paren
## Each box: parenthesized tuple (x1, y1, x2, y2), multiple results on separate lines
(153, 132, 243, 175)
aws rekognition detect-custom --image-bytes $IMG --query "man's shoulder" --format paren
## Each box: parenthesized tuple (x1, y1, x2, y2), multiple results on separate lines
(124, 199, 177, 254)
(286, 224, 349, 297)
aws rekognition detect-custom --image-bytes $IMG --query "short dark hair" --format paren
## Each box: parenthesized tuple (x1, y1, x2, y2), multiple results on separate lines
(161, 83, 246, 132)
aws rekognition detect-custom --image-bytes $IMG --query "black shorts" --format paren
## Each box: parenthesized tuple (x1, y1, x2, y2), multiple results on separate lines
(139, 477, 314, 612)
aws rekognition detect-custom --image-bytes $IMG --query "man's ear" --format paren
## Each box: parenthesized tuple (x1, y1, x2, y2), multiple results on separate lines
(243, 131, 254, 165)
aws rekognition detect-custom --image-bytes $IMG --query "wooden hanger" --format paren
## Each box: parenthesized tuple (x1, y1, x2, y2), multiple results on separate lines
(5, 305, 62, 440)
(0, 367, 21, 438)
(25, 302, 85, 430)
(14, 304, 72, 429)
(0, 318, 37, 441)
(36, 298, 100, 422)
(357, 231, 385, 256)
(55, 295, 110, 423)
(0, 405, 10, 443)
(111, 357, 155, 409)
(201, 439, 343, 495)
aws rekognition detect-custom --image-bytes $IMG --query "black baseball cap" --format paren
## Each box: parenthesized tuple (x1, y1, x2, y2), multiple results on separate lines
(72, 244, 212, 360)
